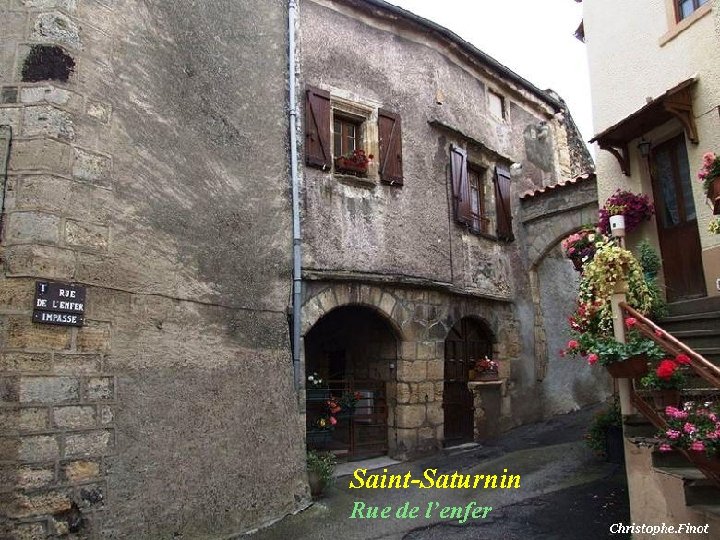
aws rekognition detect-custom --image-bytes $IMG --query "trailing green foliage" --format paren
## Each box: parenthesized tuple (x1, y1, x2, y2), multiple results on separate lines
(586, 399, 622, 456)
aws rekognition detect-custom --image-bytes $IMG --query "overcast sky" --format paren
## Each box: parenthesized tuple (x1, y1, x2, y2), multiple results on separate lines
(388, 0, 594, 147)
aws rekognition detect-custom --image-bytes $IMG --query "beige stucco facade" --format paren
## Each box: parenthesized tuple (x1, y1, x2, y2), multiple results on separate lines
(584, 0, 720, 298)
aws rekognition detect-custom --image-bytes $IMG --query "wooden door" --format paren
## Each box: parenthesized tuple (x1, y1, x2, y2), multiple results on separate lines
(443, 319, 492, 445)
(651, 135, 706, 302)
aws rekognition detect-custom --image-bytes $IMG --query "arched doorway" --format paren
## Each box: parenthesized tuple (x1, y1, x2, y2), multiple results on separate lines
(443, 317, 493, 445)
(304, 306, 397, 460)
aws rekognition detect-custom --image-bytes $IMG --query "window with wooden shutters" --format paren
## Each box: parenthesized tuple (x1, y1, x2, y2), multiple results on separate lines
(305, 86, 331, 170)
(494, 164, 514, 242)
(378, 109, 403, 185)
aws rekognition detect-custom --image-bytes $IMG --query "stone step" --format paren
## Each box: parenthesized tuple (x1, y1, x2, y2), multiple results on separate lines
(653, 466, 720, 506)
(668, 296, 720, 317)
(660, 311, 720, 333)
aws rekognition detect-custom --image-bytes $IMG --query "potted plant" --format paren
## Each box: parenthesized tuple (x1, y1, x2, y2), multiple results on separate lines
(698, 152, 720, 214)
(598, 190, 654, 235)
(560, 228, 604, 272)
(586, 398, 624, 464)
(657, 402, 720, 472)
(562, 240, 660, 377)
(307, 450, 336, 498)
(639, 355, 690, 410)
(334, 148, 373, 177)
(471, 356, 499, 381)
(637, 240, 668, 320)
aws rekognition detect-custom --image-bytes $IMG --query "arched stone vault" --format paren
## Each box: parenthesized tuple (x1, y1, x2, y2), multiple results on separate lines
(519, 174, 598, 381)
(300, 280, 518, 458)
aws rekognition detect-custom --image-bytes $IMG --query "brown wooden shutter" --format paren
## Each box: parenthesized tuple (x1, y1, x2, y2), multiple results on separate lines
(305, 86, 331, 170)
(378, 109, 403, 185)
(450, 145, 472, 225)
(494, 164, 514, 241)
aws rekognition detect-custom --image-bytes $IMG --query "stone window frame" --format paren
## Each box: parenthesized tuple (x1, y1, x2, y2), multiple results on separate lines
(660, 0, 711, 46)
(487, 88, 508, 123)
(329, 90, 380, 184)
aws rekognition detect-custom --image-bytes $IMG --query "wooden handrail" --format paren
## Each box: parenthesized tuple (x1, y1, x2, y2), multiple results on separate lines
(620, 302, 720, 485)
(620, 302, 720, 388)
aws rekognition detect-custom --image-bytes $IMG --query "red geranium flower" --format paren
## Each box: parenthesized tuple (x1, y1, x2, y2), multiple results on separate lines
(656, 359, 677, 380)
(675, 354, 691, 365)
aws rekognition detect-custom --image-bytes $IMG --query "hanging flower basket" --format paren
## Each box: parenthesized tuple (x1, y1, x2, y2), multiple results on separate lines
(605, 355, 649, 378)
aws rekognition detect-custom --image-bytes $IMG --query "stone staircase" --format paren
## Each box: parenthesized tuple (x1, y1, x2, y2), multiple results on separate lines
(660, 296, 720, 365)
(621, 297, 720, 533)
(624, 418, 720, 532)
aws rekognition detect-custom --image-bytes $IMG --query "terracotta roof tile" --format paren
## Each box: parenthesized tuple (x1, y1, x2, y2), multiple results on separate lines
(519, 172, 596, 200)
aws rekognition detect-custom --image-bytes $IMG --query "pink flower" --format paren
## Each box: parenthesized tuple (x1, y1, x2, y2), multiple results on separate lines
(587, 353, 599, 366)
(654, 329, 665, 338)
(624, 317, 637, 328)
(659, 443, 673, 452)
(567, 340, 579, 349)
(666, 430, 681, 440)
(703, 152, 716, 165)
(675, 354, 691, 366)
(683, 422, 697, 434)
(329, 416, 337, 426)
(690, 441, 705, 452)
(665, 406, 680, 417)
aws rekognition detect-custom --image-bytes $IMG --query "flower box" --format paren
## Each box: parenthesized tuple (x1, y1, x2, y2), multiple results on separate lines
(335, 157, 368, 176)
(605, 355, 649, 378)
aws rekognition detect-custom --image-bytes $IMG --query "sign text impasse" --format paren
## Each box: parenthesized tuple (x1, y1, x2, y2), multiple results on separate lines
(32, 281, 86, 327)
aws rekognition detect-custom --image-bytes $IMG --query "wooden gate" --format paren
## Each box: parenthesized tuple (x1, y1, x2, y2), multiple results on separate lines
(443, 318, 493, 445)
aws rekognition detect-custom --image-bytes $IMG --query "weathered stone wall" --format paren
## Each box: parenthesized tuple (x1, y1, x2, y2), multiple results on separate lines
(297, 0, 599, 456)
(299, 0, 570, 286)
(1, 1, 305, 538)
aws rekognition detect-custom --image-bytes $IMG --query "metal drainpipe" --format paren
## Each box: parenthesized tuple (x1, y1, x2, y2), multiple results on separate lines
(288, 0, 302, 391)
(0, 125, 12, 242)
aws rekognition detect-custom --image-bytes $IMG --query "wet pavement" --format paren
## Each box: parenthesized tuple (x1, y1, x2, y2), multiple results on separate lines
(248, 405, 630, 539)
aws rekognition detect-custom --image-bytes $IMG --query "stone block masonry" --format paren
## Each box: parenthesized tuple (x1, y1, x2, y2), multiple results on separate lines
(0, 2, 116, 537)
(1, 0, 304, 538)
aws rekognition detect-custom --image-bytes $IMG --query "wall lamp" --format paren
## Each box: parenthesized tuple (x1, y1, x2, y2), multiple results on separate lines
(637, 138, 652, 158)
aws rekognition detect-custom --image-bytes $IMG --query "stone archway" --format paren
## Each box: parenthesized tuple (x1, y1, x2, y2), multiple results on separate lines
(519, 173, 598, 381)
(304, 305, 398, 460)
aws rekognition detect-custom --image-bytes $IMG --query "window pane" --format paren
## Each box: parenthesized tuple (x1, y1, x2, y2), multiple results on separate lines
(679, 0, 694, 19)
(675, 141, 697, 221)
(347, 124, 356, 152)
(333, 119, 342, 157)
(654, 148, 680, 227)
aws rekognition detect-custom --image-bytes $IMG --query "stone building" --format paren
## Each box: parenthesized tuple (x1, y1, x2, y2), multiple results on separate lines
(0, 0, 597, 538)
(297, 0, 599, 461)
(0, 1, 306, 538)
